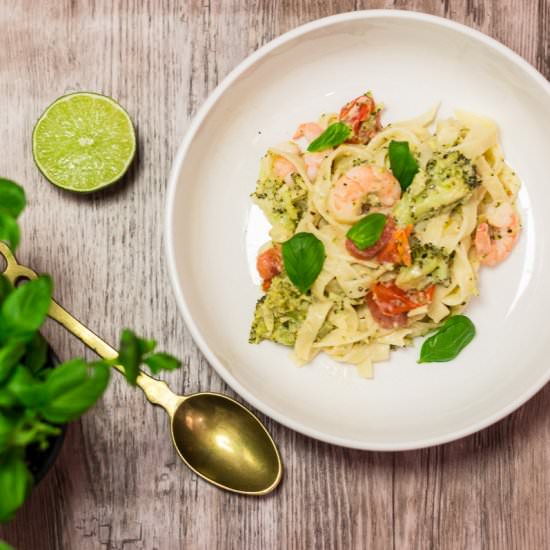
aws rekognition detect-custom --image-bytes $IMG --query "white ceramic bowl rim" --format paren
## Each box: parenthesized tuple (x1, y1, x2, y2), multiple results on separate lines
(165, 9, 550, 450)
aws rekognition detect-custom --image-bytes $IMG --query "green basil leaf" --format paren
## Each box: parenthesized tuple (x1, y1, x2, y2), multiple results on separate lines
(0, 411, 16, 452)
(0, 210, 20, 250)
(0, 341, 26, 384)
(346, 213, 387, 250)
(118, 329, 141, 385)
(41, 358, 89, 395)
(389, 140, 419, 191)
(282, 232, 325, 294)
(0, 389, 16, 408)
(0, 451, 32, 522)
(11, 414, 60, 449)
(0, 276, 12, 303)
(0, 179, 26, 219)
(5, 365, 46, 408)
(307, 122, 351, 152)
(0, 540, 16, 550)
(137, 336, 156, 356)
(23, 332, 49, 375)
(118, 330, 160, 383)
(418, 315, 476, 363)
(144, 352, 182, 374)
(0, 275, 52, 342)
(118, 330, 183, 382)
(39, 359, 110, 423)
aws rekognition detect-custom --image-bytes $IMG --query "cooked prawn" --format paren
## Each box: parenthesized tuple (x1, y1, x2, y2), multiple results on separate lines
(328, 165, 401, 222)
(475, 202, 520, 266)
(304, 152, 324, 182)
(273, 156, 296, 184)
(274, 148, 323, 183)
(293, 122, 323, 143)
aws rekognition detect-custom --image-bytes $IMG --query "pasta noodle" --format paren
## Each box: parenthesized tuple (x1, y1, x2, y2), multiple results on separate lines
(249, 93, 521, 377)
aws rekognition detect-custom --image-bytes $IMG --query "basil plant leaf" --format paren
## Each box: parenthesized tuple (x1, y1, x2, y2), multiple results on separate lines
(144, 352, 182, 374)
(118, 329, 140, 385)
(3, 409, 60, 450)
(118, 329, 156, 385)
(0, 179, 26, 219)
(0, 210, 20, 250)
(39, 359, 110, 423)
(282, 232, 326, 294)
(11, 415, 60, 449)
(137, 336, 156, 356)
(346, 213, 387, 250)
(0, 275, 52, 342)
(5, 365, 47, 409)
(418, 315, 476, 363)
(0, 341, 26, 384)
(307, 122, 351, 152)
(0, 411, 16, 453)
(0, 276, 12, 303)
(0, 540, 16, 550)
(118, 329, 183, 380)
(388, 140, 419, 191)
(23, 332, 49, 375)
(0, 390, 16, 408)
(0, 451, 33, 522)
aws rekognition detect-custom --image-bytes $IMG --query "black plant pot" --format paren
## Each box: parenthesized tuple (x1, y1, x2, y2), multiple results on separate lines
(24, 347, 66, 484)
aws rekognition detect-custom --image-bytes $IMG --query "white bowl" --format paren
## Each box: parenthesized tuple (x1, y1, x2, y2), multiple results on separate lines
(165, 10, 550, 450)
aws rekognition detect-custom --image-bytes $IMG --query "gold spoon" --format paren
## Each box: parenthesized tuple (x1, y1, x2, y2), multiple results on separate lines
(0, 242, 282, 495)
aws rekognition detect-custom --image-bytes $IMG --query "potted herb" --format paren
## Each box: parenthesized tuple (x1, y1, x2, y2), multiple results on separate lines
(0, 178, 180, 533)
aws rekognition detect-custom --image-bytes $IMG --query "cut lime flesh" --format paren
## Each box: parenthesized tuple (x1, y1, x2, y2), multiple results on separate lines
(32, 92, 136, 192)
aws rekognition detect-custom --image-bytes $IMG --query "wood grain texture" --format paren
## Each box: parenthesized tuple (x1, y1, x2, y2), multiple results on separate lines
(0, 0, 548, 548)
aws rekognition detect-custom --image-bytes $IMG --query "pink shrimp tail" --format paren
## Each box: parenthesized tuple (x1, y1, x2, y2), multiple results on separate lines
(273, 157, 295, 180)
(304, 152, 324, 181)
(475, 223, 491, 259)
(293, 122, 323, 143)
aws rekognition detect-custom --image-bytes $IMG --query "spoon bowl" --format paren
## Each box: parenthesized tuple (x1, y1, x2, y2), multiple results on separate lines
(171, 393, 282, 494)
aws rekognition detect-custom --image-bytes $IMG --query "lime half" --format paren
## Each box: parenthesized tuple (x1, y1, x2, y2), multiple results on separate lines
(32, 92, 136, 192)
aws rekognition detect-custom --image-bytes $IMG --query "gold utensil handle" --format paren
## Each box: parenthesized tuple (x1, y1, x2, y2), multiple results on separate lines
(0, 242, 181, 415)
(48, 299, 119, 360)
(47, 300, 182, 415)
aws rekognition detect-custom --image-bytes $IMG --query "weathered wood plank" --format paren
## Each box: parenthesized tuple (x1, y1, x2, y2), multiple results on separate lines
(0, 1, 547, 548)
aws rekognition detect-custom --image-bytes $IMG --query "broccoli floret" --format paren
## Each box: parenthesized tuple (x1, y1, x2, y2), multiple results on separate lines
(396, 241, 451, 290)
(393, 151, 479, 226)
(252, 169, 307, 242)
(249, 275, 311, 346)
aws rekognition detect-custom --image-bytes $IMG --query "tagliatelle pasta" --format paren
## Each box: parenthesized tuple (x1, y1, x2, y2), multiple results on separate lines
(249, 92, 521, 378)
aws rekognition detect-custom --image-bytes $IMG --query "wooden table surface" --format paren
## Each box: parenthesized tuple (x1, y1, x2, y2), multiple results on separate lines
(0, 1, 548, 549)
